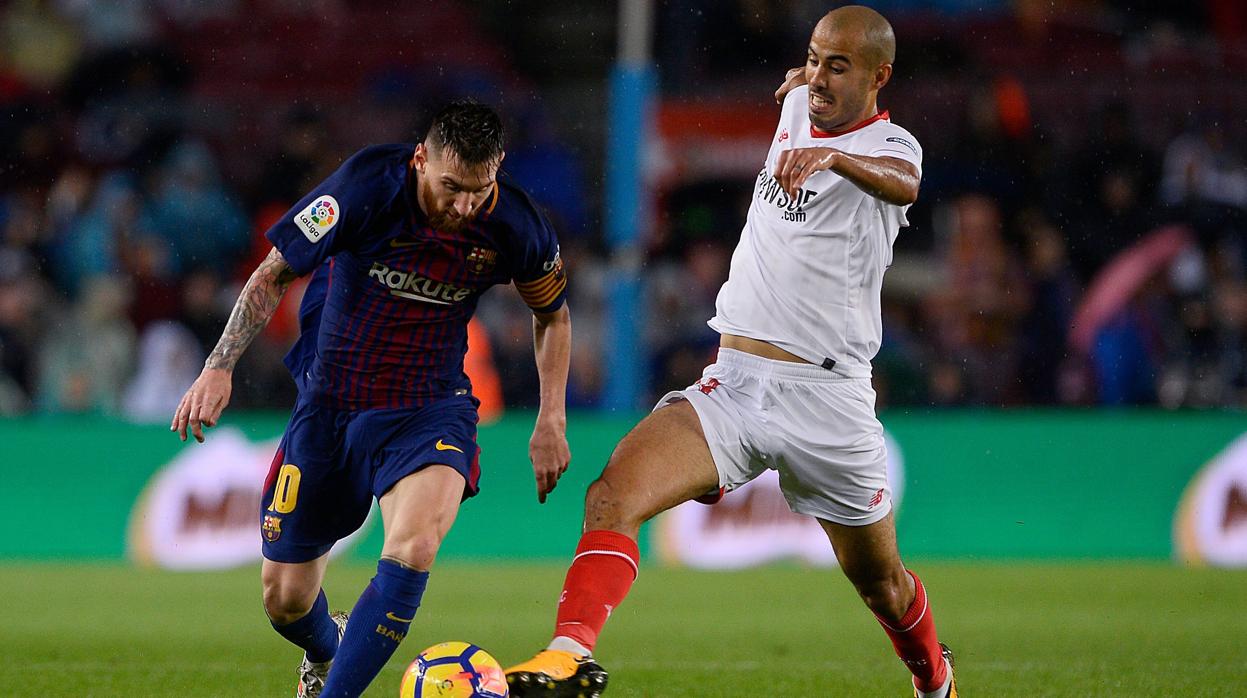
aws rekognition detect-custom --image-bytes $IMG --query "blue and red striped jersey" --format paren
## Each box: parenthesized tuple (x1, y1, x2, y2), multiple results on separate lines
(266, 144, 567, 411)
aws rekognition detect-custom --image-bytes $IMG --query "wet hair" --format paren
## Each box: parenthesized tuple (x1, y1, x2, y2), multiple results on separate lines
(425, 100, 505, 166)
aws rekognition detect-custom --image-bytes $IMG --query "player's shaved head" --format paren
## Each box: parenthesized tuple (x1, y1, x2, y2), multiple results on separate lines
(816, 5, 895, 66)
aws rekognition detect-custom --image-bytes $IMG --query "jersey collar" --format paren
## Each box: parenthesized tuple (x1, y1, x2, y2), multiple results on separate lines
(809, 110, 889, 139)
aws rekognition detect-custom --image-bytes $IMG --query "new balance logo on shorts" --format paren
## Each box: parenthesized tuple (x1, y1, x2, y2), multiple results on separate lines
(868, 488, 885, 509)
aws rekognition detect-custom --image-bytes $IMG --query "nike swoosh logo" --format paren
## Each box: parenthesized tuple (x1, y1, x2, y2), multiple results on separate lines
(389, 238, 421, 248)
(389, 290, 452, 305)
(435, 439, 463, 453)
(385, 612, 414, 623)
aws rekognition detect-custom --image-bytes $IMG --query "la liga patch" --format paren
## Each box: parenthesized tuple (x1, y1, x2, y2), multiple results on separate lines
(294, 195, 340, 243)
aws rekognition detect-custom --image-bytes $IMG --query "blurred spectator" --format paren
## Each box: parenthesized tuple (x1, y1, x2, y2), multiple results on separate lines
(36, 275, 135, 414)
(925, 194, 1029, 404)
(503, 102, 591, 240)
(0, 1, 1244, 415)
(53, 172, 142, 296)
(256, 108, 333, 208)
(121, 320, 202, 422)
(141, 140, 250, 275)
(0, 269, 47, 414)
(2, 0, 80, 89)
(1016, 209, 1079, 404)
(1161, 119, 1247, 211)
(465, 317, 504, 424)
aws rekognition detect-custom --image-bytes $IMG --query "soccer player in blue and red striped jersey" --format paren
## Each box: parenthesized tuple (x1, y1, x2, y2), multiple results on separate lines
(171, 101, 572, 698)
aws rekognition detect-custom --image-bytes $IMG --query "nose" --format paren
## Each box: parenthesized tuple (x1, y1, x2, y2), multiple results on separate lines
(807, 63, 829, 91)
(452, 193, 474, 217)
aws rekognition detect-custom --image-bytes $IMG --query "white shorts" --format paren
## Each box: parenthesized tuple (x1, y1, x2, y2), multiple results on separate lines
(655, 348, 891, 526)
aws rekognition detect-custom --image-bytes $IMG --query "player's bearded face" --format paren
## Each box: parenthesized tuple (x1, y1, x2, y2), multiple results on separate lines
(414, 144, 501, 233)
(804, 25, 889, 132)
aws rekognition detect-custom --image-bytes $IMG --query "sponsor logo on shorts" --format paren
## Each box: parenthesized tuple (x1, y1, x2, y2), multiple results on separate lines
(777, 128, 789, 143)
(435, 439, 464, 453)
(294, 195, 339, 243)
(868, 487, 885, 509)
(261, 514, 282, 542)
(697, 377, 721, 395)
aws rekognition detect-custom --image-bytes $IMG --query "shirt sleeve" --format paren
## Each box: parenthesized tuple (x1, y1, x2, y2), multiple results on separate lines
(512, 207, 568, 314)
(867, 126, 923, 175)
(264, 150, 381, 276)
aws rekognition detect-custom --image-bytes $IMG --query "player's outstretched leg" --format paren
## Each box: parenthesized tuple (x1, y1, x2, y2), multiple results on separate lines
(320, 465, 464, 697)
(506, 400, 720, 697)
(820, 515, 956, 698)
(261, 556, 344, 698)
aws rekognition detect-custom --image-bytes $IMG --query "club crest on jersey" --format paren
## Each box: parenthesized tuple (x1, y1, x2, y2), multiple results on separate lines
(294, 195, 340, 243)
(261, 514, 282, 542)
(467, 246, 498, 274)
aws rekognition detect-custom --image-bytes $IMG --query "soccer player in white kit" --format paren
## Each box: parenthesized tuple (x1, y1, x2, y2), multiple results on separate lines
(507, 7, 957, 697)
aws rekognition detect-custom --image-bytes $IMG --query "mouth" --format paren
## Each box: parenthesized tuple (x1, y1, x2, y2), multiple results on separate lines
(809, 92, 834, 114)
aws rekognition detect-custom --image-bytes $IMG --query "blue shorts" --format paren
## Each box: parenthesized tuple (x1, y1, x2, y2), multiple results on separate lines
(260, 393, 481, 563)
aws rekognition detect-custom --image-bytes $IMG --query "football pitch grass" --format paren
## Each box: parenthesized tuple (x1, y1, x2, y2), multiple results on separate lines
(2, 561, 1244, 697)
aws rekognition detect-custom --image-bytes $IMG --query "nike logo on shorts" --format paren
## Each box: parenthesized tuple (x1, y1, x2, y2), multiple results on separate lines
(435, 439, 464, 453)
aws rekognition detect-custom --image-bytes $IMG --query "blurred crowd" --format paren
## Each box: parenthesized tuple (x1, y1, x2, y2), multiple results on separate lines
(1, 0, 1246, 420)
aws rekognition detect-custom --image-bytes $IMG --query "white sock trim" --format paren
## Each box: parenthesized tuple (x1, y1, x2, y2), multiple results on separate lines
(880, 570, 926, 633)
(913, 659, 952, 698)
(547, 635, 592, 656)
(572, 549, 639, 580)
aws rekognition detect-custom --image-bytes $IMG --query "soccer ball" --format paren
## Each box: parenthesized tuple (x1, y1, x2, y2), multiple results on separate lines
(400, 641, 509, 698)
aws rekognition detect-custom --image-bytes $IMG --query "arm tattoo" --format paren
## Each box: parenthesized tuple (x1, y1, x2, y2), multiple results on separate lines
(204, 248, 299, 371)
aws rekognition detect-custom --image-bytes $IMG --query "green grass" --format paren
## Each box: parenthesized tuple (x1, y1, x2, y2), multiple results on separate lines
(1, 561, 1245, 696)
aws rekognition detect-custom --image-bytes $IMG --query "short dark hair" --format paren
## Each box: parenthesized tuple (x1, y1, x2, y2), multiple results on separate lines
(425, 100, 505, 166)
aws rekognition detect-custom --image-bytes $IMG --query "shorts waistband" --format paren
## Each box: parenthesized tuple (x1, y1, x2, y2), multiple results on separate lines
(715, 348, 854, 382)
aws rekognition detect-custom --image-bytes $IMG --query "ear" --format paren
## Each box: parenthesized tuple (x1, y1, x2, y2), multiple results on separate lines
(414, 143, 429, 173)
(874, 63, 893, 91)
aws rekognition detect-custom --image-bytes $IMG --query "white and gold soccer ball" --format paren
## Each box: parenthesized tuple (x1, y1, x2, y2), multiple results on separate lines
(399, 641, 509, 698)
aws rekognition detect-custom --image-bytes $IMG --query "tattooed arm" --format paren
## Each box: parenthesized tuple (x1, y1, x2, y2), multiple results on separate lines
(172, 247, 300, 442)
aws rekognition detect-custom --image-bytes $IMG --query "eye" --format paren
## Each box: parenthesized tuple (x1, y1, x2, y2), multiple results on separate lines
(807, 55, 817, 66)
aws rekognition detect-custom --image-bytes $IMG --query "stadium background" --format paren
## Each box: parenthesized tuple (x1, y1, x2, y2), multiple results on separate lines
(1, 1, 1246, 695)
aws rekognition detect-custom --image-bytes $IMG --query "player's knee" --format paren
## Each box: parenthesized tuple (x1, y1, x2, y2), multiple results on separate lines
(583, 475, 644, 532)
(854, 571, 912, 623)
(382, 532, 441, 571)
(261, 575, 318, 625)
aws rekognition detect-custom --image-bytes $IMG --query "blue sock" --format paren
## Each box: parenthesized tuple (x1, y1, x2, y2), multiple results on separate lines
(270, 589, 340, 663)
(322, 558, 428, 697)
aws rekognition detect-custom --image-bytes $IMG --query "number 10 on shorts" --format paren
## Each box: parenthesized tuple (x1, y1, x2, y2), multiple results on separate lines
(269, 463, 302, 514)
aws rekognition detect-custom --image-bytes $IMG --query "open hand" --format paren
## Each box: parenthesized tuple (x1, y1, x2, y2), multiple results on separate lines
(171, 368, 233, 443)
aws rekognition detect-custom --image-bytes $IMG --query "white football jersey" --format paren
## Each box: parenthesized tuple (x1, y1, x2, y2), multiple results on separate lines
(708, 85, 922, 377)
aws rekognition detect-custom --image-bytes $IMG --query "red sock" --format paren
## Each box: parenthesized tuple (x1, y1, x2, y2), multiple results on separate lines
(551, 530, 640, 652)
(876, 570, 947, 692)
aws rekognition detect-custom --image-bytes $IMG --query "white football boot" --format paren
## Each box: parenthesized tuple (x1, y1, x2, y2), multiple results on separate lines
(294, 611, 349, 698)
